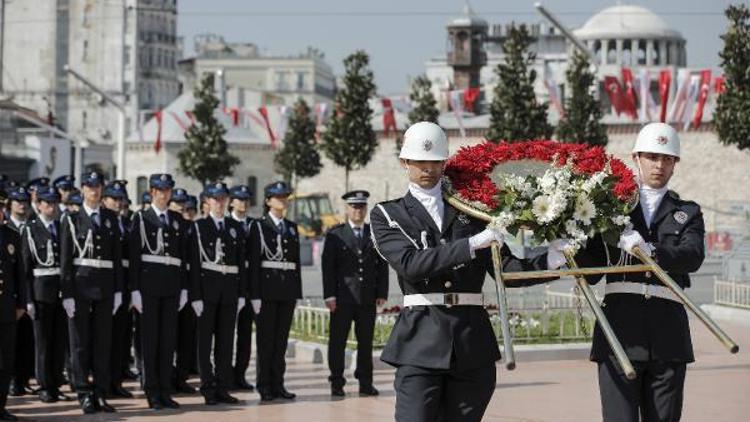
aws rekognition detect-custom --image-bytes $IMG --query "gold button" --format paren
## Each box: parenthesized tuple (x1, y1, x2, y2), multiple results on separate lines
(445, 281, 452, 288)
(645, 271, 652, 278)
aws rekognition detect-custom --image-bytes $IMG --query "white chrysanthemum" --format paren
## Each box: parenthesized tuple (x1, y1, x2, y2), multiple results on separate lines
(581, 171, 607, 193)
(611, 215, 631, 227)
(532, 195, 558, 223)
(574, 197, 596, 225)
(539, 171, 557, 194)
(565, 219, 578, 236)
(489, 212, 516, 231)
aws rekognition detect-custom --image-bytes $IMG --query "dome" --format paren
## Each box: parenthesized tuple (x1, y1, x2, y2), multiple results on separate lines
(448, 3, 488, 28)
(574, 5, 683, 40)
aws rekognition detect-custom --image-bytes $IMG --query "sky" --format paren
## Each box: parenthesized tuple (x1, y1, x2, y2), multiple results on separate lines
(177, 0, 736, 95)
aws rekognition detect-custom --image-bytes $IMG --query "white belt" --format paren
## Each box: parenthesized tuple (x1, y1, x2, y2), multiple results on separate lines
(605, 282, 681, 303)
(73, 258, 113, 269)
(122, 259, 129, 268)
(33, 267, 61, 277)
(141, 254, 182, 267)
(261, 261, 297, 271)
(403, 293, 484, 307)
(201, 262, 239, 274)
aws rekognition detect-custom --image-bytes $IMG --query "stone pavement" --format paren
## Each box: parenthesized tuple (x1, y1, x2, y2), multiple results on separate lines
(7, 318, 749, 421)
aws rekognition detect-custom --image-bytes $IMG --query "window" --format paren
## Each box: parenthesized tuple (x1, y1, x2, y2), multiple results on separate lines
(296, 72, 306, 91)
(82, 40, 88, 62)
(136, 176, 148, 204)
(124, 45, 131, 65)
(275, 71, 289, 91)
(82, 111, 87, 129)
(246, 176, 257, 206)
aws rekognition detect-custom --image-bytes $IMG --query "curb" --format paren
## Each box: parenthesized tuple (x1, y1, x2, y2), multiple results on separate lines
(287, 339, 592, 369)
(701, 303, 750, 327)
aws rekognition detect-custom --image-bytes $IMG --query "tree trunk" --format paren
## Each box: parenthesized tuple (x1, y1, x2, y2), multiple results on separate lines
(344, 167, 350, 192)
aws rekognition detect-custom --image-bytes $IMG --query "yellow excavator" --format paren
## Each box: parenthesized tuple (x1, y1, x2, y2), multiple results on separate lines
(287, 192, 343, 238)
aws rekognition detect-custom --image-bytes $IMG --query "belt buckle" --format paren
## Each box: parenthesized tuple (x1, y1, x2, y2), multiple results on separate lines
(445, 293, 458, 306)
(642, 284, 651, 300)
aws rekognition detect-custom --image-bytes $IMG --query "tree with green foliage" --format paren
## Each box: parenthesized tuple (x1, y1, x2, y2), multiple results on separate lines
(556, 51, 608, 146)
(408, 75, 440, 125)
(178, 73, 240, 184)
(714, 3, 750, 151)
(487, 23, 553, 142)
(274, 98, 322, 188)
(319, 50, 377, 190)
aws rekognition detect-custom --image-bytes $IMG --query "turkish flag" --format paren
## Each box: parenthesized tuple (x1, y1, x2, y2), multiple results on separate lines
(620, 68, 639, 119)
(154, 109, 163, 153)
(658, 70, 671, 123)
(714, 75, 725, 95)
(258, 106, 277, 147)
(603, 76, 625, 116)
(381, 98, 397, 137)
(691, 70, 712, 129)
(463, 88, 480, 113)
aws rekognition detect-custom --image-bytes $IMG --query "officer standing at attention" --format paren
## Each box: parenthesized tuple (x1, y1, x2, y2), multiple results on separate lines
(168, 187, 197, 395)
(101, 181, 134, 399)
(5, 187, 33, 398)
(323, 190, 389, 397)
(370, 122, 568, 422)
(53, 176, 76, 216)
(189, 182, 247, 405)
(0, 208, 24, 421)
(128, 174, 188, 410)
(249, 181, 301, 402)
(577, 123, 705, 422)
(229, 185, 256, 391)
(20, 187, 72, 403)
(59, 171, 124, 414)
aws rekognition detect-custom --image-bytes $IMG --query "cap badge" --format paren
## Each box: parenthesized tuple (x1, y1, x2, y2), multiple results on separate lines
(160, 174, 167, 181)
(656, 136, 668, 145)
(422, 139, 433, 151)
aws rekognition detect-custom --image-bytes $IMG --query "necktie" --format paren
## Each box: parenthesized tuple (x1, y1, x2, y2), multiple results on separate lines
(91, 212, 99, 228)
(159, 213, 167, 228)
(218, 220, 224, 232)
(277, 221, 284, 234)
(353, 227, 362, 239)
(48, 223, 57, 241)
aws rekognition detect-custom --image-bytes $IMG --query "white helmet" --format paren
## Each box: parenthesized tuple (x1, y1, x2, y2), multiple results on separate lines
(633, 122, 680, 158)
(399, 122, 449, 161)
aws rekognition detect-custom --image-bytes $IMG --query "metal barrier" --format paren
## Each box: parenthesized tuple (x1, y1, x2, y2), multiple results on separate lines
(714, 278, 750, 309)
(291, 288, 598, 349)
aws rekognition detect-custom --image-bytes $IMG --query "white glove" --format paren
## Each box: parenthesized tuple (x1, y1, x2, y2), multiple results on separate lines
(62, 298, 76, 318)
(618, 229, 654, 256)
(251, 299, 262, 314)
(112, 292, 122, 315)
(179, 289, 188, 311)
(469, 228, 504, 251)
(26, 303, 36, 320)
(237, 297, 246, 314)
(130, 290, 143, 314)
(547, 238, 574, 270)
(192, 300, 204, 317)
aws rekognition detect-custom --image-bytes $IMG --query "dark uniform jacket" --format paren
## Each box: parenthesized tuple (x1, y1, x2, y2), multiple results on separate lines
(370, 192, 550, 371)
(0, 224, 24, 324)
(20, 218, 61, 304)
(248, 214, 302, 302)
(59, 208, 124, 301)
(322, 223, 388, 306)
(129, 208, 188, 297)
(188, 216, 248, 305)
(578, 190, 705, 363)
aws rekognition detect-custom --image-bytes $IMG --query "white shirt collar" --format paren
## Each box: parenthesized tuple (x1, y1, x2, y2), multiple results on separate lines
(151, 203, 168, 218)
(348, 219, 364, 231)
(210, 213, 224, 229)
(408, 180, 443, 200)
(231, 211, 246, 222)
(639, 185, 669, 226)
(38, 214, 55, 228)
(10, 215, 26, 228)
(83, 203, 100, 217)
(268, 212, 284, 227)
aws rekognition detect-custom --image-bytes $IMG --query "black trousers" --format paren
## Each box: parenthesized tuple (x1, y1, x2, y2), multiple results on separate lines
(598, 358, 687, 422)
(394, 364, 496, 422)
(0, 321, 16, 410)
(175, 305, 197, 383)
(32, 301, 67, 391)
(68, 296, 113, 395)
(233, 301, 254, 379)
(327, 303, 376, 388)
(197, 300, 237, 395)
(110, 300, 132, 387)
(140, 294, 179, 398)
(13, 313, 34, 387)
(255, 300, 295, 392)
(133, 310, 143, 378)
